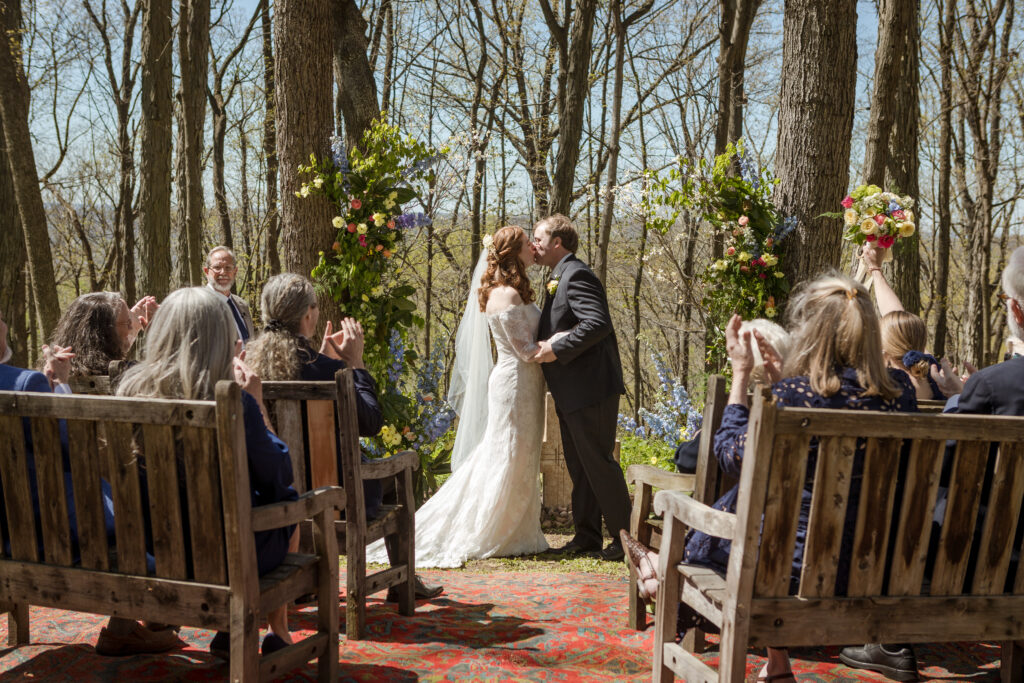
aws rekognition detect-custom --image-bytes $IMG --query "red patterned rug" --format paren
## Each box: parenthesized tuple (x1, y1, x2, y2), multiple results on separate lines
(0, 570, 1004, 681)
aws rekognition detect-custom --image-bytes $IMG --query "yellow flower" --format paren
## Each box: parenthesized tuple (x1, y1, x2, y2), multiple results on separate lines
(299, 186, 310, 198)
(843, 208, 858, 225)
(859, 218, 877, 235)
(389, 191, 398, 200)
(904, 210, 915, 224)
(737, 251, 752, 262)
(762, 253, 778, 267)
(384, 199, 395, 210)
(765, 306, 777, 318)
(361, 294, 369, 302)
(357, 223, 368, 234)
(898, 221, 916, 237)
(774, 271, 784, 278)
(313, 177, 324, 188)
(331, 216, 344, 229)
(372, 212, 386, 224)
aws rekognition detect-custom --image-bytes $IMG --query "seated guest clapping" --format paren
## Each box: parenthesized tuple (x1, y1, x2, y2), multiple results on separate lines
(99, 287, 299, 658)
(622, 273, 918, 682)
(45, 291, 157, 381)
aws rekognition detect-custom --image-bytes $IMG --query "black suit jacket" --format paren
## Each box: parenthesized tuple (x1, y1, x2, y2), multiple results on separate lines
(952, 355, 1024, 416)
(538, 254, 625, 413)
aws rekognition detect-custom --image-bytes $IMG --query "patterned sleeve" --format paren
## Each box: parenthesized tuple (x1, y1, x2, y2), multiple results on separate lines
(713, 403, 751, 477)
(492, 307, 540, 362)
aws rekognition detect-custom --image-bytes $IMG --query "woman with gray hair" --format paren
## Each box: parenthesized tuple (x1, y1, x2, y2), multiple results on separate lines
(97, 287, 299, 658)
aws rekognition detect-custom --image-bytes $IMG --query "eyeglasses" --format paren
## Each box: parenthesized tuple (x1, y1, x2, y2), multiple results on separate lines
(207, 265, 236, 273)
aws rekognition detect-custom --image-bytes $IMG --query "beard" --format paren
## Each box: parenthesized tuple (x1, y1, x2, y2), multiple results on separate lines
(210, 280, 232, 295)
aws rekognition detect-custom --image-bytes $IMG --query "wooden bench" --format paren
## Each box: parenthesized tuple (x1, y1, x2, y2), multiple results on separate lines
(652, 392, 1024, 682)
(261, 368, 418, 640)
(0, 381, 343, 682)
(626, 375, 731, 631)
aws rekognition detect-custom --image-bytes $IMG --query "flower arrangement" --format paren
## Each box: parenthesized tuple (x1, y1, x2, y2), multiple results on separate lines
(297, 118, 444, 394)
(839, 184, 916, 249)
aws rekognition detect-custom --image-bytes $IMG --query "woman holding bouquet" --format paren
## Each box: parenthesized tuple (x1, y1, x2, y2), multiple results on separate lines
(623, 273, 918, 682)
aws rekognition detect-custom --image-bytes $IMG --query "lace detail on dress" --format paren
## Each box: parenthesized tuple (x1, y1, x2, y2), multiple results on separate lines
(366, 303, 548, 568)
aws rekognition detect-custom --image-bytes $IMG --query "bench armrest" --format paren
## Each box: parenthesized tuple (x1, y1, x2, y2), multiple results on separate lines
(626, 464, 695, 492)
(653, 489, 735, 540)
(252, 485, 346, 532)
(360, 450, 420, 480)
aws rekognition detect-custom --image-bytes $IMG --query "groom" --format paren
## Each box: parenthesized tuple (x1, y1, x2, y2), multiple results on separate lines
(531, 214, 630, 562)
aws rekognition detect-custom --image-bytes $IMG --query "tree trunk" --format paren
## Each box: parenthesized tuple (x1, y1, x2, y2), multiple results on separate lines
(862, 0, 920, 313)
(333, 0, 379, 153)
(541, 0, 598, 216)
(775, 0, 857, 284)
(0, 113, 28, 368)
(261, 0, 281, 275)
(276, 0, 335, 311)
(714, 0, 761, 156)
(932, 0, 954, 358)
(179, 0, 210, 284)
(139, 0, 174, 300)
(0, 0, 61, 338)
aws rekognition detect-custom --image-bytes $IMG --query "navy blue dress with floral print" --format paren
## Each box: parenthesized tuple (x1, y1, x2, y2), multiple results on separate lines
(683, 367, 917, 594)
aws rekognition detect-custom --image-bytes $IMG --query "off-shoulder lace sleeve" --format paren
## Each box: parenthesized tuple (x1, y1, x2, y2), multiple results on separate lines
(490, 306, 540, 362)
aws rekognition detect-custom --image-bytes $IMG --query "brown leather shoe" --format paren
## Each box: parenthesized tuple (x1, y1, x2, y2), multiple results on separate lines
(95, 621, 184, 656)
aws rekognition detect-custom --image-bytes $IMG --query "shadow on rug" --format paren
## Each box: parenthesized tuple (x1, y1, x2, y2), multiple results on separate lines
(0, 570, 1005, 681)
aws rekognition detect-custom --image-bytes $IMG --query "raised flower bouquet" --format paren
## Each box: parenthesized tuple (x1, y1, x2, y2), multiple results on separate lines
(837, 184, 916, 282)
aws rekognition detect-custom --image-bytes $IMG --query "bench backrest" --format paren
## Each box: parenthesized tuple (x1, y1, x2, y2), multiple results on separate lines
(261, 370, 363, 521)
(0, 381, 256, 589)
(734, 393, 1024, 604)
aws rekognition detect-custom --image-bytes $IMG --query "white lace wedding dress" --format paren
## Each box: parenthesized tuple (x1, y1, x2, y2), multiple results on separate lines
(366, 303, 549, 568)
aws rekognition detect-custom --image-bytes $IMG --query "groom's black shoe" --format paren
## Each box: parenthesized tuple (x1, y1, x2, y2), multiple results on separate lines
(386, 574, 444, 602)
(600, 541, 625, 562)
(551, 539, 602, 556)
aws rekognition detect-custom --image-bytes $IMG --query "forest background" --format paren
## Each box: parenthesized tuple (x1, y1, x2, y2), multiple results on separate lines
(1, 0, 1020, 468)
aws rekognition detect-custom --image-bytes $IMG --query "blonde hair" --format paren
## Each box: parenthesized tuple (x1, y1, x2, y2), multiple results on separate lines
(881, 311, 929, 379)
(739, 319, 792, 384)
(116, 287, 236, 400)
(783, 272, 901, 399)
(244, 273, 317, 381)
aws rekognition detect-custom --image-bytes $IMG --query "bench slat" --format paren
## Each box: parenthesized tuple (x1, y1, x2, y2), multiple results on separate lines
(103, 421, 148, 575)
(799, 436, 856, 598)
(31, 417, 73, 566)
(931, 439, 989, 595)
(307, 400, 338, 490)
(183, 425, 227, 584)
(972, 441, 1024, 595)
(754, 433, 810, 598)
(66, 420, 109, 570)
(143, 424, 187, 580)
(775, 407, 1024, 441)
(888, 439, 945, 596)
(846, 437, 902, 597)
(0, 416, 36, 562)
(0, 392, 216, 426)
(274, 400, 306, 493)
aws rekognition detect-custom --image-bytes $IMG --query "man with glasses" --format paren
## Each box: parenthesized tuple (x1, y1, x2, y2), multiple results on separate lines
(204, 246, 255, 344)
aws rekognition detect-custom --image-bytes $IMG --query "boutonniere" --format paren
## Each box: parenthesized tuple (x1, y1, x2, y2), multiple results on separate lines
(546, 278, 559, 295)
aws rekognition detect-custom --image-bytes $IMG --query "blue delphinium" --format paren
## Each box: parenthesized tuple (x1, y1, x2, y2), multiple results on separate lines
(773, 215, 798, 242)
(618, 354, 702, 449)
(387, 329, 405, 385)
(395, 212, 432, 230)
(738, 151, 761, 191)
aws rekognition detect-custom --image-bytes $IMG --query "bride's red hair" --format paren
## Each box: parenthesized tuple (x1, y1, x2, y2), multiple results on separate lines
(478, 226, 535, 311)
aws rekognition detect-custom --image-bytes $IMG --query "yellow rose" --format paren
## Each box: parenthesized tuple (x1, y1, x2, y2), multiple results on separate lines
(299, 186, 310, 198)
(898, 221, 916, 238)
(372, 212, 386, 223)
(357, 223, 368, 234)
(859, 218, 878, 235)
(843, 208, 858, 225)
(331, 216, 344, 229)
(904, 210, 915, 224)
(737, 251, 752, 262)
(762, 253, 778, 267)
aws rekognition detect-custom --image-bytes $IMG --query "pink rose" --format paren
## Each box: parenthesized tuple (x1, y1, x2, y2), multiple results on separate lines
(759, 272, 766, 279)
(740, 265, 750, 273)
(358, 234, 367, 247)
(892, 209, 905, 220)
(347, 223, 356, 233)
(738, 215, 749, 227)
(841, 195, 854, 209)
(873, 214, 886, 225)
(865, 234, 877, 242)
(350, 198, 362, 210)
(878, 234, 895, 249)
(726, 247, 735, 255)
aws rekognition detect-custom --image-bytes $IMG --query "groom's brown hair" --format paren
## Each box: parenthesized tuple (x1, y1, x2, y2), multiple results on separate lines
(541, 214, 578, 253)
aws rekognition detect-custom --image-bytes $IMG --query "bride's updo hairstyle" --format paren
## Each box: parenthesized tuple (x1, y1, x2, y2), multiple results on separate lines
(478, 225, 535, 312)
(245, 273, 317, 381)
(783, 272, 900, 400)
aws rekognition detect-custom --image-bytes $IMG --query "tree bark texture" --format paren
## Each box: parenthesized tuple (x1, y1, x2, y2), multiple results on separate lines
(932, 0, 954, 357)
(714, 0, 761, 156)
(862, 0, 920, 313)
(774, 0, 857, 285)
(333, 0, 379, 153)
(178, 0, 210, 285)
(275, 0, 335, 307)
(139, 0, 173, 299)
(0, 0, 61, 338)
(261, 0, 281, 275)
(0, 112, 28, 368)
(541, 0, 598, 216)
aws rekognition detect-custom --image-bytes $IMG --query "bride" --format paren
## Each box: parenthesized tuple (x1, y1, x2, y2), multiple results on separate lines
(368, 225, 549, 567)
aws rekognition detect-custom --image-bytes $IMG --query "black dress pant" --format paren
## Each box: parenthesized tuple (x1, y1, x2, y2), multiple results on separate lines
(556, 393, 631, 548)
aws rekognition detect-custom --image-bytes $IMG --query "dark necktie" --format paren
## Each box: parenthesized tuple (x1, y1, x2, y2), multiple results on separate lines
(226, 297, 249, 342)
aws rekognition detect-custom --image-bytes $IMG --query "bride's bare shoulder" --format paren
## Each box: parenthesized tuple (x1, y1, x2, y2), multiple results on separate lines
(485, 285, 524, 315)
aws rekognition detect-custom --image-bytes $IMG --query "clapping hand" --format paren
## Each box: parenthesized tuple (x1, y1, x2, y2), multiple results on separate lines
(41, 344, 74, 389)
(131, 296, 159, 330)
(929, 357, 964, 396)
(725, 314, 754, 377)
(321, 318, 366, 369)
(752, 330, 785, 384)
(232, 356, 262, 402)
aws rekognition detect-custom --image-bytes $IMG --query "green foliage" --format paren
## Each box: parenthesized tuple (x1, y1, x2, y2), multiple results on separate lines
(617, 434, 676, 474)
